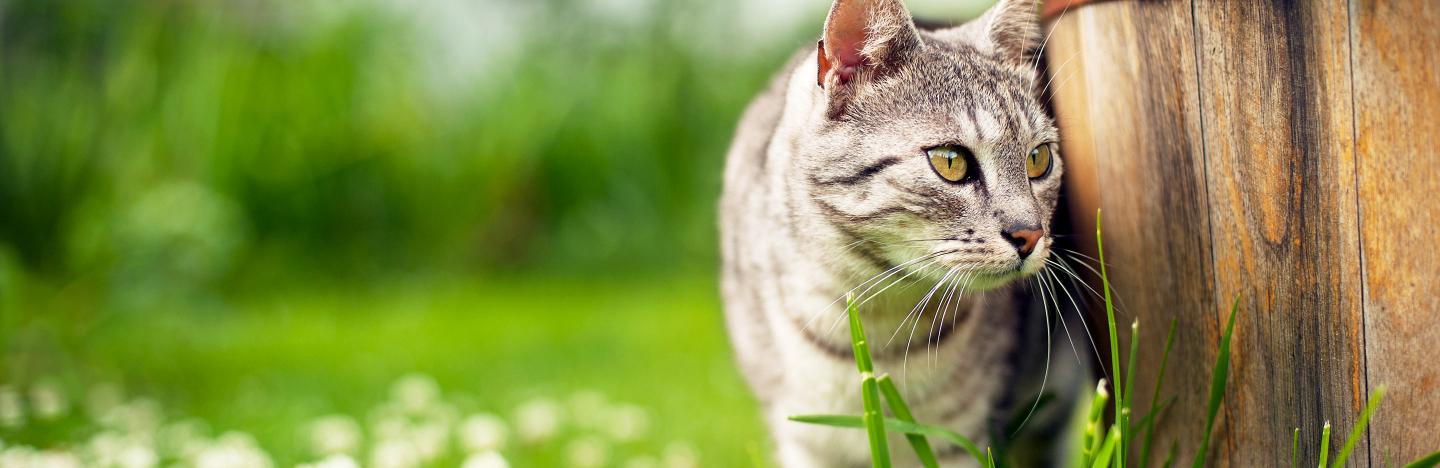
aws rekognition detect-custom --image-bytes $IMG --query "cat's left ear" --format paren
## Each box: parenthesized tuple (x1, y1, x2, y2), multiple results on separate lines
(977, 0, 1041, 65)
(817, 0, 921, 115)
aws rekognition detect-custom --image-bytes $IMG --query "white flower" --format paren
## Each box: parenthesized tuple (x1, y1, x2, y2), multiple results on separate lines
(459, 451, 510, 468)
(156, 419, 210, 458)
(366, 403, 452, 464)
(308, 415, 363, 456)
(1, 446, 83, 467)
(408, 421, 450, 462)
(88, 431, 157, 468)
(192, 432, 272, 468)
(296, 454, 360, 468)
(369, 439, 419, 468)
(565, 436, 609, 468)
(513, 399, 561, 443)
(28, 380, 69, 421)
(662, 442, 699, 468)
(0, 385, 25, 429)
(0, 445, 35, 467)
(114, 443, 158, 468)
(604, 404, 650, 442)
(390, 374, 441, 413)
(369, 412, 410, 442)
(457, 413, 507, 453)
(32, 449, 84, 468)
(99, 399, 162, 434)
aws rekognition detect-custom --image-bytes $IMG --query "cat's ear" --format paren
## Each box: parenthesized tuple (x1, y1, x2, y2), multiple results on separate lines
(975, 0, 1040, 65)
(817, 0, 920, 115)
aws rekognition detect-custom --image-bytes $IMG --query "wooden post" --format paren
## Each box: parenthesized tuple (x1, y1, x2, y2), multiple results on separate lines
(1045, 0, 1440, 464)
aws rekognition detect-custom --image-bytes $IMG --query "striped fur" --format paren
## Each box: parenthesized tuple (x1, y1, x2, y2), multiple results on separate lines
(720, 0, 1083, 466)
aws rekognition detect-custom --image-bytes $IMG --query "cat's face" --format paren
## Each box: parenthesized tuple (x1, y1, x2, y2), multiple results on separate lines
(803, 0, 1058, 290)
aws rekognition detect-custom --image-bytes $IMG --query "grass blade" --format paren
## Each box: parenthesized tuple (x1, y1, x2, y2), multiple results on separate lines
(1085, 380, 1111, 466)
(1132, 396, 1175, 439)
(878, 375, 940, 468)
(849, 294, 874, 374)
(1123, 319, 1140, 466)
(1092, 426, 1120, 468)
(788, 415, 986, 463)
(1403, 451, 1440, 468)
(1332, 387, 1384, 467)
(861, 374, 890, 468)
(1318, 421, 1332, 468)
(1191, 296, 1239, 468)
(1163, 441, 1178, 468)
(1096, 210, 1124, 467)
(847, 295, 890, 468)
(1140, 318, 1179, 468)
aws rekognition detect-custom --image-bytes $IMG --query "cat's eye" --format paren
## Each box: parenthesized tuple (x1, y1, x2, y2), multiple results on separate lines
(927, 146, 971, 182)
(1026, 145, 1053, 179)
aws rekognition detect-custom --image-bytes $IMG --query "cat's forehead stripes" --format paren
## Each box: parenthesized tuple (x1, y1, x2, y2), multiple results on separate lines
(847, 39, 1052, 145)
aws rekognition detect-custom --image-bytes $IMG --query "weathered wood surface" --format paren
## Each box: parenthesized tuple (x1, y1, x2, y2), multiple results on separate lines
(1193, 1, 1368, 465)
(1047, 0, 1440, 464)
(1045, 1, 1219, 464)
(1351, 0, 1440, 461)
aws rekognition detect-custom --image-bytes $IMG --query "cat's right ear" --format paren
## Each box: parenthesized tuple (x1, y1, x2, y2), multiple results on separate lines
(817, 0, 920, 117)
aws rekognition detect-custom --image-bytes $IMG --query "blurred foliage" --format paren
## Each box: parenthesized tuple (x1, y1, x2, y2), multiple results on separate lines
(0, 0, 994, 464)
(0, 0, 812, 283)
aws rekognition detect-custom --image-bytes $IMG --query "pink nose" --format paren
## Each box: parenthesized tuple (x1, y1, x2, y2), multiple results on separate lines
(1006, 229, 1042, 256)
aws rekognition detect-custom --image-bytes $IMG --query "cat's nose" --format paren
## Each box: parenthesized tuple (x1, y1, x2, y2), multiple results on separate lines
(1002, 223, 1042, 257)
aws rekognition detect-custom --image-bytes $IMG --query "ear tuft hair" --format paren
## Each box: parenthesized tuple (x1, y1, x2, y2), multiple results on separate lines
(981, 0, 1041, 65)
(817, 0, 921, 116)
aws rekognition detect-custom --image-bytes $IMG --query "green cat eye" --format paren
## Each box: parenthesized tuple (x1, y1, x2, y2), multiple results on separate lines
(927, 146, 970, 182)
(1027, 144, 1053, 179)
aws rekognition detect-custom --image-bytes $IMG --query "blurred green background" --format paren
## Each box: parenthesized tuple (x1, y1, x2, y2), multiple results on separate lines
(0, 0, 991, 466)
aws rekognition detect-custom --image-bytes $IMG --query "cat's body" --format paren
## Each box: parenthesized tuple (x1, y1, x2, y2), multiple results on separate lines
(720, 1, 1082, 466)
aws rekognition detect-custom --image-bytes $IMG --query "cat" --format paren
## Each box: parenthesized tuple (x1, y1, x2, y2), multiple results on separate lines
(719, 0, 1084, 466)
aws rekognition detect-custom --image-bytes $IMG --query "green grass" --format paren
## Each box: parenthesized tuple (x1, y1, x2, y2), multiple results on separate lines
(2, 272, 766, 466)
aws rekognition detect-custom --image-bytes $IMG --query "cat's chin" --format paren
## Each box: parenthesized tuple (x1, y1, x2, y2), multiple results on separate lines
(922, 254, 1050, 292)
(958, 270, 1029, 292)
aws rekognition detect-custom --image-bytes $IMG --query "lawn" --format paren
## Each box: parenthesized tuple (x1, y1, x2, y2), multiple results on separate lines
(1, 272, 767, 467)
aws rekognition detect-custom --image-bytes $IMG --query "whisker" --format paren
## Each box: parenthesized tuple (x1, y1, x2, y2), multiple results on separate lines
(1044, 266, 1087, 366)
(880, 261, 947, 353)
(1057, 247, 1106, 266)
(1031, 0, 1076, 70)
(1038, 49, 1080, 99)
(931, 270, 976, 366)
(824, 254, 949, 337)
(1055, 251, 1133, 313)
(857, 253, 954, 306)
(1013, 263, 1059, 436)
(901, 266, 961, 382)
(804, 252, 944, 332)
(1046, 257, 1109, 382)
(925, 270, 961, 368)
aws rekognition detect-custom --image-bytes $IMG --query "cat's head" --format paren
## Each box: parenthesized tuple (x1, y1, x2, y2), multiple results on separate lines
(800, 0, 1059, 290)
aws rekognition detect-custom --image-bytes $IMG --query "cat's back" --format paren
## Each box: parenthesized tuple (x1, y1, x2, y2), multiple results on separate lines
(718, 47, 814, 402)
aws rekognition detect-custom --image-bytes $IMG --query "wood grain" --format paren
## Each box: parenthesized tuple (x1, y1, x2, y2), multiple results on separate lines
(1191, 1, 1368, 465)
(1049, 0, 1440, 461)
(1045, 2, 1219, 464)
(1350, 0, 1440, 461)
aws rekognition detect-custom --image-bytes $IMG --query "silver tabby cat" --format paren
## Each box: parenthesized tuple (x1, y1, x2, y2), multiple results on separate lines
(720, 0, 1080, 465)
